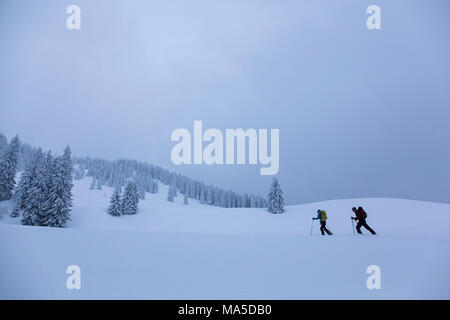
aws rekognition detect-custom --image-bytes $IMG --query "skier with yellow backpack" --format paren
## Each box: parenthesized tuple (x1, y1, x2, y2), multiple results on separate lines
(312, 209, 333, 235)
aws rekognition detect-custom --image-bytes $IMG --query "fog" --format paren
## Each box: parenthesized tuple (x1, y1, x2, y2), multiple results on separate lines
(1, 0, 449, 204)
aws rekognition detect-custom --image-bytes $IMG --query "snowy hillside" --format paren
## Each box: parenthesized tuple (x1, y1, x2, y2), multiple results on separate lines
(0, 176, 449, 299)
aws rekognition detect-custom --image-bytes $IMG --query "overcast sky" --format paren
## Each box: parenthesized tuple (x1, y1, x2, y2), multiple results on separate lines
(1, 0, 449, 204)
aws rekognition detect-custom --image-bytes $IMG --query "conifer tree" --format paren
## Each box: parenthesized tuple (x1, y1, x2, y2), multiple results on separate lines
(22, 151, 54, 225)
(0, 135, 20, 201)
(200, 186, 207, 204)
(0, 133, 7, 154)
(122, 181, 139, 215)
(167, 183, 175, 202)
(207, 187, 214, 205)
(14, 149, 43, 210)
(267, 178, 284, 214)
(138, 184, 145, 200)
(107, 187, 122, 216)
(220, 191, 228, 208)
(44, 146, 73, 227)
(183, 193, 188, 205)
(171, 181, 177, 197)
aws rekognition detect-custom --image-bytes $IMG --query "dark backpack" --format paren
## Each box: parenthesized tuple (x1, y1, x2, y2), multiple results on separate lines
(358, 207, 368, 219)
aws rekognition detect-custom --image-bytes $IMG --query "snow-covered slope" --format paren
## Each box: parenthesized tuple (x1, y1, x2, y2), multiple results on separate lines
(0, 177, 449, 299)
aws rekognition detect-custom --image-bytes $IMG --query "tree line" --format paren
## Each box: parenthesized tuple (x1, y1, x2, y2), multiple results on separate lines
(75, 156, 267, 209)
(0, 133, 285, 224)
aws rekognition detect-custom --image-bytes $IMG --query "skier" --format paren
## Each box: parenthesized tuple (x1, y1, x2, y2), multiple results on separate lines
(313, 209, 332, 235)
(351, 207, 376, 235)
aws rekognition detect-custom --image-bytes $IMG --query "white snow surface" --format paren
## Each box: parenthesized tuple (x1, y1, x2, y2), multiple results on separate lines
(0, 177, 449, 299)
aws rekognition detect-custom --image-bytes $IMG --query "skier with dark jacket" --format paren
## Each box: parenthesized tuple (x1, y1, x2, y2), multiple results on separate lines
(313, 209, 332, 235)
(351, 207, 376, 235)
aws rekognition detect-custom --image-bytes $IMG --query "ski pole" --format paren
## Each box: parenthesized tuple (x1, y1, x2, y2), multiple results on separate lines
(351, 217, 355, 235)
(310, 218, 314, 235)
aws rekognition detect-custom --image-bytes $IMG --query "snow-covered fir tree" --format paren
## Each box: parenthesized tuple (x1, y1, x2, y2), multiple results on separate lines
(107, 186, 122, 216)
(122, 181, 139, 215)
(183, 193, 188, 205)
(171, 181, 177, 197)
(250, 195, 257, 208)
(200, 187, 207, 204)
(227, 190, 233, 207)
(20, 152, 44, 225)
(167, 183, 176, 202)
(267, 177, 284, 214)
(34, 151, 56, 226)
(0, 135, 20, 201)
(207, 186, 214, 205)
(43, 146, 74, 227)
(220, 191, 228, 208)
(14, 148, 43, 211)
(138, 184, 145, 200)
(0, 133, 7, 155)
(21, 151, 54, 225)
(96, 179, 102, 190)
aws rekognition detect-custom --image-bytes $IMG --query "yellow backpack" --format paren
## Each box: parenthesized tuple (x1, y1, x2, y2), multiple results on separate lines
(321, 210, 327, 221)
